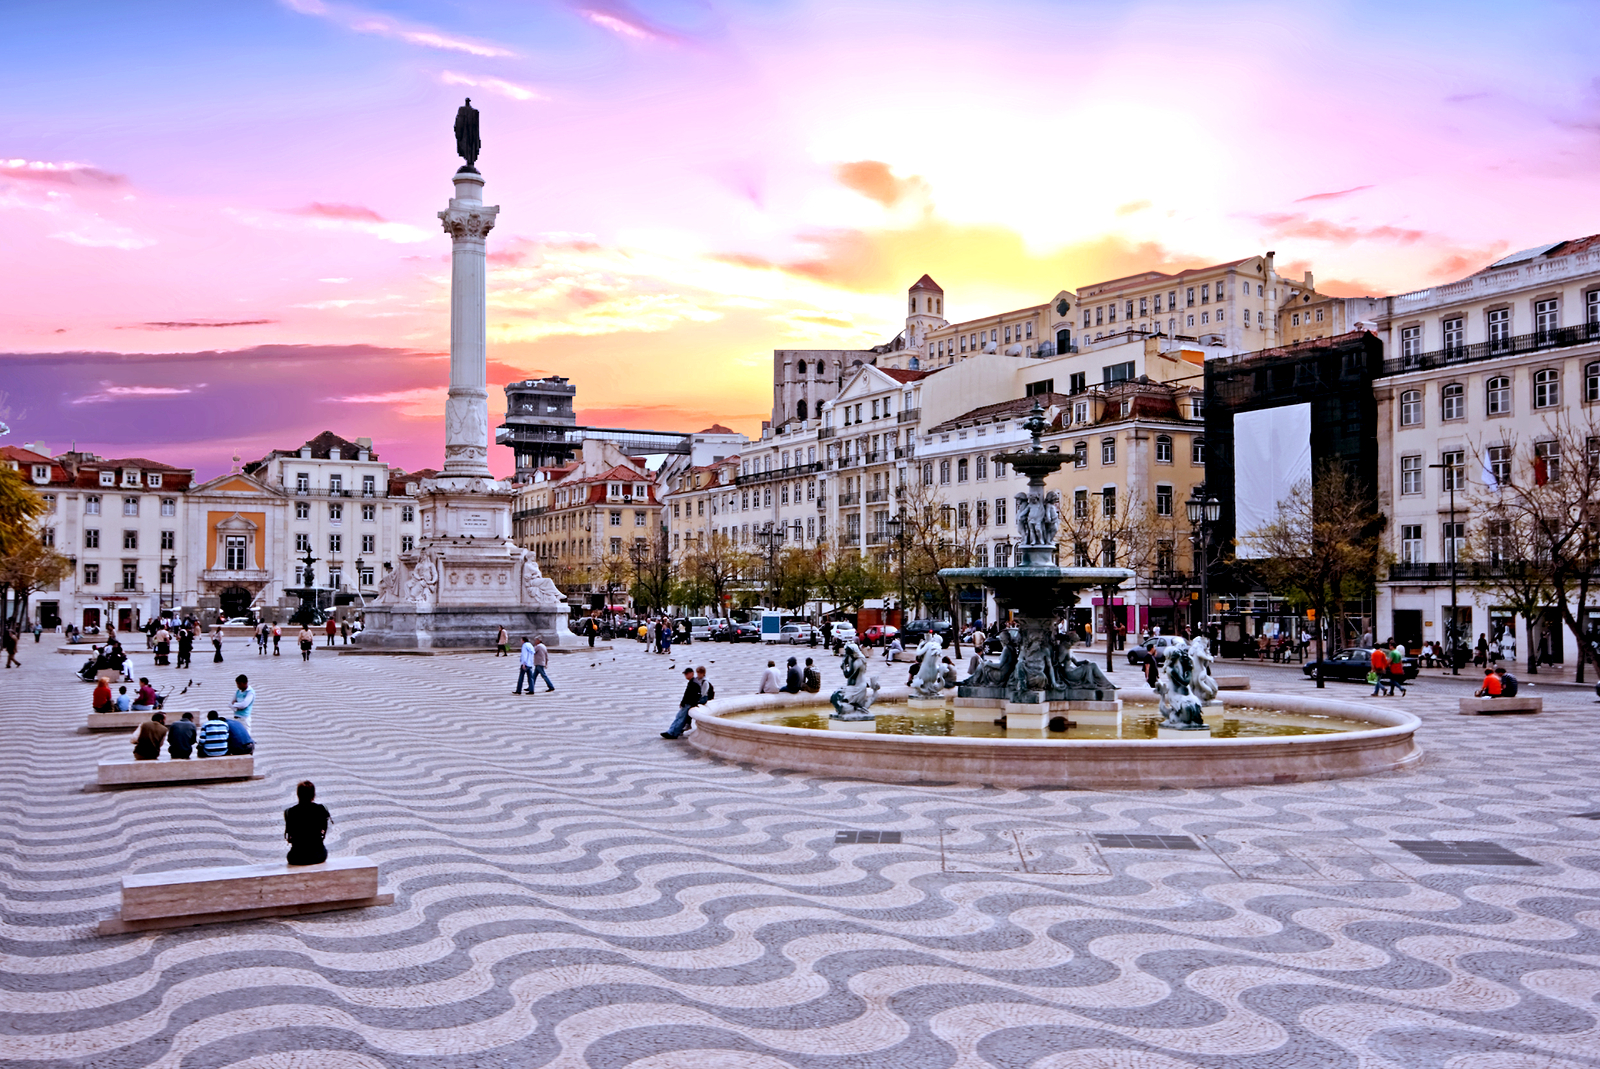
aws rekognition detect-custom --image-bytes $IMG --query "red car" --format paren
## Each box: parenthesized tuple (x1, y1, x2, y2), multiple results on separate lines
(861, 625, 899, 647)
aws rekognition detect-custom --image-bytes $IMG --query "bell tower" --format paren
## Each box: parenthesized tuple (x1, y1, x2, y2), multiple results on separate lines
(904, 274, 947, 356)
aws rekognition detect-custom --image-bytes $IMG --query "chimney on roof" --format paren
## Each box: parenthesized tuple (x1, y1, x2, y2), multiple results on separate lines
(1303, 270, 1314, 290)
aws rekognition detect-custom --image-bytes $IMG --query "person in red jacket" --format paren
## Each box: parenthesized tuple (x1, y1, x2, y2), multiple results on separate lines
(1370, 646, 1392, 696)
(1474, 666, 1502, 698)
(92, 678, 115, 713)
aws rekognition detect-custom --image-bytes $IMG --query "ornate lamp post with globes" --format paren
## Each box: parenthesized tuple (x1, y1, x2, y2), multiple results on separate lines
(1185, 484, 1221, 641)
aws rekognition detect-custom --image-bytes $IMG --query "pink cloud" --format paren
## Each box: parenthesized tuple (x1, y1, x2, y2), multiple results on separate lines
(281, 0, 515, 57)
(1293, 185, 1375, 203)
(1, 159, 126, 186)
(1252, 212, 1428, 245)
(294, 202, 387, 222)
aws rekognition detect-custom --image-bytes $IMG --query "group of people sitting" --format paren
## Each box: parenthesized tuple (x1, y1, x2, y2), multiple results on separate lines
(1474, 665, 1520, 698)
(131, 710, 255, 760)
(757, 657, 822, 694)
(93, 676, 161, 713)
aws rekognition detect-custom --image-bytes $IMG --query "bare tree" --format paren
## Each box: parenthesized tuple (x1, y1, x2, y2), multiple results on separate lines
(1058, 486, 1168, 674)
(1463, 509, 1552, 675)
(1469, 414, 1600, 682)
(1239, 462, 1384, 688)
(897, 478, 982, 657)
(679, 533, 755, 619)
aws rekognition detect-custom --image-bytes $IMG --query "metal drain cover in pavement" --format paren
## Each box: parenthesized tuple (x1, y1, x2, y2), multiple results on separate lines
(1094, 834, 1199, 850)
(835, 830, 902, 844)
(1393, 840, 1538, 866)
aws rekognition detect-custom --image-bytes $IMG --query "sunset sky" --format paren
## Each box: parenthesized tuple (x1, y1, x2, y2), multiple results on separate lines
(4, 0, 1598, 477)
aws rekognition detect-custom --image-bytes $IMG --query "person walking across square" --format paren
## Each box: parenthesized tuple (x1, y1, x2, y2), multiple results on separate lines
(1387, 639, 1408, 697)
(530, 635, 554, 692)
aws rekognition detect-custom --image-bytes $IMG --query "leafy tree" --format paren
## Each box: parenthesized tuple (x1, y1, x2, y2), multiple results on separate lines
(815, 543, 889, 621)
(1239, 461, 1384, 688)
(0, 466, 66, 627)
(774, 547, 819, 614)
(895, 478, 981, 656)
(679, 534, 755, 618)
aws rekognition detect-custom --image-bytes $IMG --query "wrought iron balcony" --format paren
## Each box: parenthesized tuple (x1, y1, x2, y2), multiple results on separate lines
(1380, 322, 1600, 377)
(838, 493, 859, 506)
(865, 489, 890, 503)
(897, 408, 921, 424)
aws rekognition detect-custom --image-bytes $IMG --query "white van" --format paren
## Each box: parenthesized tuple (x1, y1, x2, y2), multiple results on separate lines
(688, 617, 712, 641)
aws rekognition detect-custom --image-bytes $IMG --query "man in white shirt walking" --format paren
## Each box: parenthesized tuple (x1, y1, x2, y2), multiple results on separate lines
(516, 635, 555, 694)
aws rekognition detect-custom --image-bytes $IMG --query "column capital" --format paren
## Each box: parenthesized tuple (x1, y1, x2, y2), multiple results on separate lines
(439, 204, 499, 242)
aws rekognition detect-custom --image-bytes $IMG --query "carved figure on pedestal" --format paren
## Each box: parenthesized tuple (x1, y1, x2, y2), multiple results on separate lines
(911, 633, 948, 697)
(1155, 642, 1207, 729)
(374, 564, 399, 604)
(1190, 636, 1219, 704)
(829, 641, 881, 719)
(406, 555, 440, 606)
(518, 550, 565, 607)
(963, 627, 1018, 688)
(453, 97, 480, 171)
(1040, 490, 1062, 547)
(1014, 491, 1036, 546)
(1051, 627, 1115, 695)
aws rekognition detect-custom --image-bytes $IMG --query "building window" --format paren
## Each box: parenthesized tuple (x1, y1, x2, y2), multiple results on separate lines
(1535, 439, 1561, 482)
(296, 533, 310, 552)
(1400, 325, 1421, 359)
(1401, 524, 1423, 564)
(122, 563, 138, 590)
(1155, 484, 1172, 516)
(122, 497, 139, 517)
(1441, 383, 1464, 421)
(1534, 368, 1559, 408)
(329, 503, 343, 522)
(1442, 316, 1464, 352)
(1102, 488, 1116, 517)
(1488, 307, 1511, 350)
(157, 497, 176, 518)
(995, 497, 1007, 525)
(362, 503, 375, 521)
(362, 474, 376, 496)
(401, 535, 414, 552)
(1103, 361, 1135, 385)
(84, 528, 100, 549)
(939, 460, 951, 484)
(160, 530, 175, 550)
(41, 527, 54, 547)
(975, 455, 987, 479)
(1587, 361, 1600, 403)
(1486, 375, 1511, 416)
(294, 501, 310, 520)
(225, 536, 246, 571)
(956, 501, 969, 528)
(1100, 438, 1116, 465)
(1292, 313, 1301, 327)
(329, 534, 342, 552)
(296, 472, 310, 492)
(1192, 437, 1206, 464)
(1441, 450, 1464, 492)
(1400, 390, 1422, 426)
(160, 561, 174, 584)
(329, 474, 343, 494)
(1155, 434, 1172, 463)
(1487, 444, 1512, 487)
(83, 563, 99, 586)
(1186, 287, 1195, 306)
(1443, 521, 1465, 563)
(122, 530, 137, 550)
(976, 499, 988, 526)
(1074, 489, 1088, 519)
(610, 510, 622, 526)
(1101, 538, 1117, 567)
(401, 505, 415, 523)
(1400, 455, 1422, 494)
(1535, 297, 1559, 338)
(635, 511, 646, 526)
(957, 458, 969, 482)
(85, 495, 100, 515)
(362, 534, 376, 553)
(98, 471, 114, 487)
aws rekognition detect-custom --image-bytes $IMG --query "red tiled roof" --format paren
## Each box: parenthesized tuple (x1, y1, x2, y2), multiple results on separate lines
(697, 424, 737, 435)
(908, 274, 943, 292)
(880, 367, 939, 383)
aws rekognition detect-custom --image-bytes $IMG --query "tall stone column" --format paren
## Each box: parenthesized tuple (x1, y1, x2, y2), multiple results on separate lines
(438, 171, 500, 479)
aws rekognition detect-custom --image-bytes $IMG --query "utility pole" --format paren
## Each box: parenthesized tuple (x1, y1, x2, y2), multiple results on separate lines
(1429, 460, 1461, 675)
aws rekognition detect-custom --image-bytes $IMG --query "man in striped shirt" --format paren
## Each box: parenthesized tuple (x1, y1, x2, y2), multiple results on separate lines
(198, 711, 230, 758)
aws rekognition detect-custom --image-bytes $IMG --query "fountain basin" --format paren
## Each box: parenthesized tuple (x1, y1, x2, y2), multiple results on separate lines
(687, 686, 1421, 789)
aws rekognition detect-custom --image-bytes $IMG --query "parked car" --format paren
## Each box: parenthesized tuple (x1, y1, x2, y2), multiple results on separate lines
(823, 621, 857, 644)
(1127, 634, 1185, 666)
(713, 621, 761, 643)
(777, 623, 817, 644)
(861, 624, 899, 647)
(901, 619, 952, 647)
(1301, 647, 1421, 683)
(687, 617, 712, 641)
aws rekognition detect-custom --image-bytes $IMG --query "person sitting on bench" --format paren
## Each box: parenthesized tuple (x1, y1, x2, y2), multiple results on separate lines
(1474, 666, 1502, 698)
(132, 713, 167, 761)
(167, 712, 196, 759)
(197, 711, 230, 758)
(284, 780, 331, 866)
(1494, 665, 1520, 697)
(131, 678, 158, 710)
(225, 714, 255, 755)
(92, 679, 115, 714)
(114, 686, 133, 711)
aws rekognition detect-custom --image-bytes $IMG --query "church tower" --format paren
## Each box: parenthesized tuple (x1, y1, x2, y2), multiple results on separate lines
(904, 275, 947, 357)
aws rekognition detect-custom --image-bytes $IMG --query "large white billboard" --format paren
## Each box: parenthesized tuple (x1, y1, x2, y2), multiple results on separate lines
(1234, 403, 1311, 558)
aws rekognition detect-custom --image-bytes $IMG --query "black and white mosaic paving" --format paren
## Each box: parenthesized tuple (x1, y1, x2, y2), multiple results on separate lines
(2, 634, 1599, 1068)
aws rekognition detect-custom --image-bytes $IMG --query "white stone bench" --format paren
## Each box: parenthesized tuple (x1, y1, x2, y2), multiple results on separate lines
(1213, 675, 1251, 690)
(98, 857, 393, 934)
(86, 710, 202, 732)
(1458, 696, 1542, 715)
(95, 756, 257, 789)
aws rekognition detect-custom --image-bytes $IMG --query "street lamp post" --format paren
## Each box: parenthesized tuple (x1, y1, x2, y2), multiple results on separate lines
(1185, 483, 1221, 644)
(886, 512, 906, 626)
(1428, 460, 1461, 675)
(627, 540, 648, 615)
(755, 522, 779, 607)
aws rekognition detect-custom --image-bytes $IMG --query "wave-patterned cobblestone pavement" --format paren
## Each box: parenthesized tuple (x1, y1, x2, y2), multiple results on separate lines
(2, 635, 1598, 1068)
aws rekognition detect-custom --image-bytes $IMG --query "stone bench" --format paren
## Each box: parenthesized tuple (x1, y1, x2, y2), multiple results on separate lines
(1213, 675, 1251, 690)
(95, 756, 257, 789)
(98, 856, 393, 934)
(1458, 696, 1542, 715)
(86, 710, 202, 731)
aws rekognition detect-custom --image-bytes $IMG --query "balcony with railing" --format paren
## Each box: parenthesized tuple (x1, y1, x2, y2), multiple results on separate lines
(818, 427, 837, 440)
(865, 530, 890, 546)
(734, 462, 822, 487)
(1380, 322, 1600, 377)
(837, 493, 859, 507)
(1387, 561, 1550, 581)
(865, 488, 890, 503)
(898, 407, 921, 424)
(862, 451, 882, 464)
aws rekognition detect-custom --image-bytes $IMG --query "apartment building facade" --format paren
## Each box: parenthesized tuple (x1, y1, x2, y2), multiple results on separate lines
(1374, 235, 1600, 658)
(513, 440, 661, 597)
